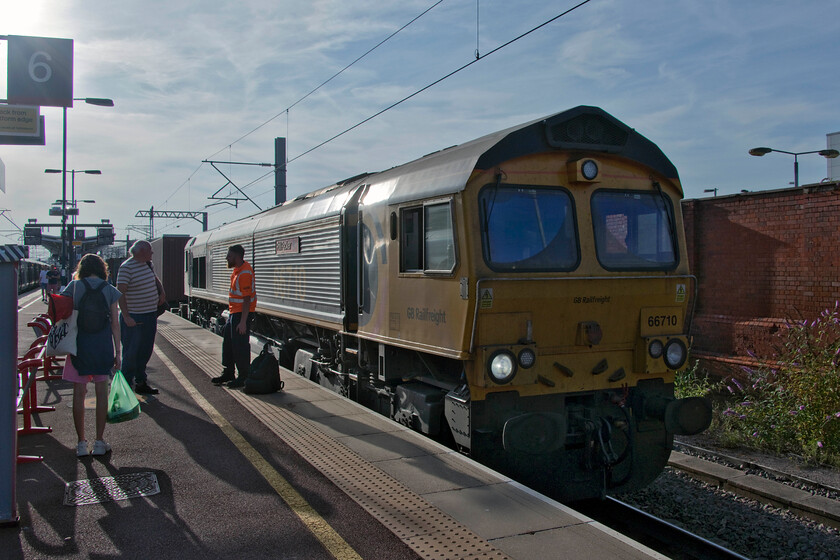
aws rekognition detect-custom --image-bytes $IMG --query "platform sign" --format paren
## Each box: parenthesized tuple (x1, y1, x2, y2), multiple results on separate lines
(0, 106, 41, 136)
(0, 116, 46, 146)
(6, 35, 74, 108)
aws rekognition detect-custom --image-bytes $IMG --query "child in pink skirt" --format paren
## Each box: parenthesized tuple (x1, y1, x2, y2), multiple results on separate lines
(61, 254, 122, 457)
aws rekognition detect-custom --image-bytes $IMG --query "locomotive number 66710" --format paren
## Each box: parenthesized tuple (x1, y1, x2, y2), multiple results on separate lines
(184, 106, 712, 502)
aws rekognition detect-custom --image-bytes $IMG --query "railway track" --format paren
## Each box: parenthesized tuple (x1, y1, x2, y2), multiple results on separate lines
(573, 497, 749, 560)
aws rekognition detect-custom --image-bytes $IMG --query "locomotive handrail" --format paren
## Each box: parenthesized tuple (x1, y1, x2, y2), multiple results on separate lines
(468, 274, 699, 353)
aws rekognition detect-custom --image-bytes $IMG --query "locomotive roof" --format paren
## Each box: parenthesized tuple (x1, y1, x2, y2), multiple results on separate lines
(362, 105, 680, 205)
(191, 106, 679, 244)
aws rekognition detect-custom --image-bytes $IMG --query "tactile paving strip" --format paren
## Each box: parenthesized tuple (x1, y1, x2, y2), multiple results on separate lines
(64, 472, 160, 506)
(159, 323, 510, 560)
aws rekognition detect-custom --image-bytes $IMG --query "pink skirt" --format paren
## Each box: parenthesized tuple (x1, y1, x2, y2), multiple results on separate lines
(62, 357, 109, 384)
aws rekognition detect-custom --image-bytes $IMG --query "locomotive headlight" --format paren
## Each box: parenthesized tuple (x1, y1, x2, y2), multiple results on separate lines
(488, 350, 517, 384)
(518, 348, 536, 369)
(581, 159, 599, 180)
(663, 338, 688, 370)
(648, 339, 664, 359)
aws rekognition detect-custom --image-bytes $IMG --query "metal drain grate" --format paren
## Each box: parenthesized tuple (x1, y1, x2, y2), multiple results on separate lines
(64, 472, 160, 506)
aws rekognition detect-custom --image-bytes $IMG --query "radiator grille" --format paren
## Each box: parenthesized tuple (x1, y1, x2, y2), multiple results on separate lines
(546, 113, 628, 149)
(254, 215, 342, 313)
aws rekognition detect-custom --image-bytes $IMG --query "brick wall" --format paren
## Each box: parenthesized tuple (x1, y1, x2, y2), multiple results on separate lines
(681, 182, 840, 375)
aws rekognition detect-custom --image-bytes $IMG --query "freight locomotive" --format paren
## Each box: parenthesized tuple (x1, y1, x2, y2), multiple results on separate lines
(184, 106, 712, 501)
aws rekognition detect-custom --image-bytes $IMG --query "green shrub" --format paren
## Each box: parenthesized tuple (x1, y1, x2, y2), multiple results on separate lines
(675, 359, 721, 399)
(707, 303, 840, 466)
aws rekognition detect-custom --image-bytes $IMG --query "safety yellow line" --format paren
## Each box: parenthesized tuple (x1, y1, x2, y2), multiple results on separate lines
(154, 348, 362, 560)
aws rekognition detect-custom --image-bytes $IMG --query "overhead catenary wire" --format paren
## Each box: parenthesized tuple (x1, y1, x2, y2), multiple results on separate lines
(156, 0, 593, 234)
(153, 1, 444, 234)
(287, 0, 593, 165)
(203, 0, 445, 162)
(185, 0, 594, 218)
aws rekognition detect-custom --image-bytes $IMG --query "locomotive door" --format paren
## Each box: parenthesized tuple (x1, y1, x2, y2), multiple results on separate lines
(358, 209, 374, 328)
(357, 201, 385, 330)
(340, 184, 367, 332)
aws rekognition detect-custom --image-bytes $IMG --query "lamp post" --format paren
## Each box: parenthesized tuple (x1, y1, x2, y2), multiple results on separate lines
(749, 146, 840, 188)
(45, 168, 101, 272)
(50, 97, 113, 278)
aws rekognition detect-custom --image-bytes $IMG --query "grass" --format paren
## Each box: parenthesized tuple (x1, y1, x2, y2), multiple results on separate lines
(675, 302, 840, 469)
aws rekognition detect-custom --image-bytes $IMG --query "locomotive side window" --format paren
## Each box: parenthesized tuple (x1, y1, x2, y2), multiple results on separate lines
(191, 256, 207, 288)
(479, 185, 578, 271)
(591, 190, 677, 270)
(401, 208, 422, 271)
(400, 201, 456, 273)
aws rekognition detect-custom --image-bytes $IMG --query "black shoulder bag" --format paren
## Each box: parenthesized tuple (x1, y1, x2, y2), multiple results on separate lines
(146, 261, 168, 317)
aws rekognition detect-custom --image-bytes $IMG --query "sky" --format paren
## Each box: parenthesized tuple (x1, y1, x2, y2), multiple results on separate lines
(1, 0, 839, 253)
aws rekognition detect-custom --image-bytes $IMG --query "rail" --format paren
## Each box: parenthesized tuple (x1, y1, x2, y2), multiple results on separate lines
(574, 496, 749, 560)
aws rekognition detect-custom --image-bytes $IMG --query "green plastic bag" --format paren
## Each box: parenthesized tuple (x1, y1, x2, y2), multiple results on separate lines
(107, 370, 141, 423)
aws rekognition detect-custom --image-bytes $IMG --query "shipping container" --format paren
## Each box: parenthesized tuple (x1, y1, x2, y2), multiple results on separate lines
(151, 235, 190, 305)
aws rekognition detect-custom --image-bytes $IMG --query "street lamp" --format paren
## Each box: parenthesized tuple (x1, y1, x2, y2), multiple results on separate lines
(748, 146, 840, 188)
(45, 168, 101, 272)
(53, 97, 113, 277)
(45, 169, 101, 213)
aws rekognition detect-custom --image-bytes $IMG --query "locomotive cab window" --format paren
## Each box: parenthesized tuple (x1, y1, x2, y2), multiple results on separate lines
(479, 185, 579, 271)
(591, 190, 677, 270)
(400, 201, 456, 273)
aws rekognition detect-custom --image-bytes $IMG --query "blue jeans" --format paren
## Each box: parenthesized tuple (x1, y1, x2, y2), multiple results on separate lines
(121, 311, 158, 386)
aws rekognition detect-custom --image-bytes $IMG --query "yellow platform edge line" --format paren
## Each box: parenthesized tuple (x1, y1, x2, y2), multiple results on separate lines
(153, 347, 362, 560)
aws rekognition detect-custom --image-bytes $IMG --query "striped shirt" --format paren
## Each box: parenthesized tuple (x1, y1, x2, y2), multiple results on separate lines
(117, 258, 159, 314)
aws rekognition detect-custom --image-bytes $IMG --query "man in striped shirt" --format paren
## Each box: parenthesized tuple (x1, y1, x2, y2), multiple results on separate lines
(117, 240, 166, 395)
(212, 244, 256, 388)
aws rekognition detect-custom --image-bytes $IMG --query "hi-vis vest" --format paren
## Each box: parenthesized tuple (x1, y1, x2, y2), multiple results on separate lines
(229, 262, 257, 313)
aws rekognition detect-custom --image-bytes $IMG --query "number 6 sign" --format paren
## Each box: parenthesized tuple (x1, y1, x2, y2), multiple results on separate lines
(6, 35, 73, 108)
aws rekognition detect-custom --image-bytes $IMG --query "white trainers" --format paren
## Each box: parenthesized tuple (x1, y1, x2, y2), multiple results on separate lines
(91, 440, 111, 456)
(76, 441, 89, 457)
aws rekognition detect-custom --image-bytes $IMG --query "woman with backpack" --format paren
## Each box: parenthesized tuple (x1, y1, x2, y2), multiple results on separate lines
(61, 254, 122, 458)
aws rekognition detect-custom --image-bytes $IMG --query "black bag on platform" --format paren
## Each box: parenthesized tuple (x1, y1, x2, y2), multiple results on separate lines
(244, 344, 284, 394)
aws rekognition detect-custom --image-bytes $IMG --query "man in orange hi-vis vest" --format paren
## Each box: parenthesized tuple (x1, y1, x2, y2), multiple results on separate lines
(212, 244, 257, 388)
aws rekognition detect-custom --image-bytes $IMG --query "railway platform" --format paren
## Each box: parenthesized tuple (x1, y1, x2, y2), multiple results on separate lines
(6, 289, 665, 559)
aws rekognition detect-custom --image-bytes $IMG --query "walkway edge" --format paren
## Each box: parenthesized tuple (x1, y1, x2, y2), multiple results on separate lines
(668, 451, 840, 529)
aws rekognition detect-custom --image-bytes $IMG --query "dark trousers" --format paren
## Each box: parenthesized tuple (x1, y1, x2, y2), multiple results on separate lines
(222, 312, 251, 380)
(121, 311, 158, 386)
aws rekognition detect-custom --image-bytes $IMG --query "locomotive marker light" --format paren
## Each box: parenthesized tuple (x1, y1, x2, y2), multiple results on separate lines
(581, 159, 599, 180)
(487, 349, 517, 384)
(648, 339, 664, 359)
(517, 347, 536, 369)
(567, 158, 602, 183)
